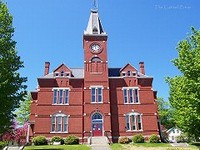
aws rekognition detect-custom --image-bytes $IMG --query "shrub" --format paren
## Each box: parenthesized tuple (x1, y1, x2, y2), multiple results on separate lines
(132, 134, 144, 143)
(149, 134, 160, 143)
(51, 136, 64, 145)
(64, 135, 79, 145)
(191, 142, 200, 146)
(176, 135, 188, 143)
(118, 137, 132, 144)
(0, 141, 8, 149)
(32, 136, 48, 145)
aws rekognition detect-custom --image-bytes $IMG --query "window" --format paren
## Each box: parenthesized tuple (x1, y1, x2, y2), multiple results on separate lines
(53, 88, 70, 104)
(55, 73, 59, 77)
(127, 71, 131, 76)
(123, 87, 140, 104)
(91, 57, 101, 62)
(91, 86, 103, 103)
(122, 72, 126, 76)
(126, 112, 142, 131)
(51, 113, 68, 133)
(66, 73, 70, 77)
(60, 71, 64, 76)
(133, 72, 137, 76)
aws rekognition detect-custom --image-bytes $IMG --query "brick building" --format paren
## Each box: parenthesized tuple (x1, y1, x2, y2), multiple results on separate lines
(29, 8, 160, 143)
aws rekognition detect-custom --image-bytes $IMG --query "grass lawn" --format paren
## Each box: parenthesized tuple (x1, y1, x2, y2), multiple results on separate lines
(24, 145, 90, 150)
(111, 143, 200, 150)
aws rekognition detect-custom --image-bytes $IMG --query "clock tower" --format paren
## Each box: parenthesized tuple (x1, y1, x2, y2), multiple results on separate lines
(83, 9, 108, 81)
(83, 9, 111, 138)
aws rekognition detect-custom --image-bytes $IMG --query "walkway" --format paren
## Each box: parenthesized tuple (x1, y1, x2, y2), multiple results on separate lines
(90, 136, 111, 150)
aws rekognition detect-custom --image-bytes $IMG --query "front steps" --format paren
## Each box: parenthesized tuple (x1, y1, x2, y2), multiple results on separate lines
(90, 136, 111, 150)
(91, 136, 109, 145)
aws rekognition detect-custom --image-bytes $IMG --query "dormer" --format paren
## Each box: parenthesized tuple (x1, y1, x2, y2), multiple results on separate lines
(120, 63, 138, 77)
(53, 64, 72, 78)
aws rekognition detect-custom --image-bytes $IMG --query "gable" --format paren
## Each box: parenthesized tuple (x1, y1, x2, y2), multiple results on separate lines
(120, 63, 138, 73)
(54, 64, 71, 73)
(53, 64, 72, 77)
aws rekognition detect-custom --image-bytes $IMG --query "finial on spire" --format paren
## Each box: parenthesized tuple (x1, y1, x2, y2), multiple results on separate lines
(92, 0, 98, 10)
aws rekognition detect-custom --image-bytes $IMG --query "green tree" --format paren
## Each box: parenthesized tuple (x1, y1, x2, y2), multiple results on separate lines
(0, 0, 27, 135)
(166, 27, 200, 141)
(157, 97, 175, 129)
(15, 94, 31, 125)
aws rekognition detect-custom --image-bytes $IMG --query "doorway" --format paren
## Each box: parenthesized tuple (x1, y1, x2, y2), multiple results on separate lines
(92, 113, 103, 136)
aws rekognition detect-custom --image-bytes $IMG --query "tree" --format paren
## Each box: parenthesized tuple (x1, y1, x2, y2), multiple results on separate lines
(157, 97, 175, 129)
(15, 94, 31, 125)
(166, 27, 200, 141)
(0, 0, 27, 135)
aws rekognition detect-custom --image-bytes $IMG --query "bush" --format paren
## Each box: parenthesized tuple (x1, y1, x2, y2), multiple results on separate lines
(32, 136, 48, 145)
(0, 141, 8, 149)
(51, 136, 64, 145)
(118, 137, 132, 144)
(176, 135, 188, 143)
(191, 142, 200, 146)
(132, 134, 144, 143)
(149, 134, 160, 143)
(64, 135, 79, 145)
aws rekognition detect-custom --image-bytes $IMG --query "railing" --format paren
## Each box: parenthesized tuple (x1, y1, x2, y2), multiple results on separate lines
(88, 131, 92, 145)
(104, 131, 112, 144)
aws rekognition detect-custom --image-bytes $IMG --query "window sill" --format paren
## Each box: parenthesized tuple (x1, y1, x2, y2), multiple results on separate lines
(52, 104, 69, 105)
(50, 132, 68, 133)
(124, 103, 141, 105)
(91, 102, 103, 104)
(126, 130, 143, 132)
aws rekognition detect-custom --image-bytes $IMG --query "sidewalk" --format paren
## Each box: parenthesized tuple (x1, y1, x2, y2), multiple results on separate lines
(91, 144, 111, 150)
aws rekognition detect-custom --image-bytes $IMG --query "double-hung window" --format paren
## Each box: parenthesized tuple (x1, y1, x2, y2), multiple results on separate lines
(51, 113, 68, 133)
(126, 112, 142, 131)
(123, 87, 140, 104)
(90, 86, 103, 103)
(53, 88, 70, 104)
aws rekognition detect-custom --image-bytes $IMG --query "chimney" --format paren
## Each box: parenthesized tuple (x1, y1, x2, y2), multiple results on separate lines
(44, 62, 50, 76)
(139, 62, 145, 75)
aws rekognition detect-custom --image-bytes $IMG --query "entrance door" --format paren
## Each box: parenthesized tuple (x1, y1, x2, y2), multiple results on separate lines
(92, 123, 102, 136)
(92, 113, 103, 136)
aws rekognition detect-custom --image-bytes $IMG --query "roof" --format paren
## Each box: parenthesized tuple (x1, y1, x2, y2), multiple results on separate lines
(108, 68, 121, 77)
(40, 67, 151, 79)
(166, 127, 181, 133)
(84, 9, 106, 35)
(41, 68, 84, 79)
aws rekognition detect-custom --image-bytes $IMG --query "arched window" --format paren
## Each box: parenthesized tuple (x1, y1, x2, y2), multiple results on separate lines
(93, 26, 98, 34)
(126, 112, 142, 131)
(51, 113, 68, 133)
(91, 57, 101, 62)
(60, 71, 64, 76)
(92, 113, 102, 120)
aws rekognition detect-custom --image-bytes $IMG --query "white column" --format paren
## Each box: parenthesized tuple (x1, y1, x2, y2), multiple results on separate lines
(26, 122, 30, 143)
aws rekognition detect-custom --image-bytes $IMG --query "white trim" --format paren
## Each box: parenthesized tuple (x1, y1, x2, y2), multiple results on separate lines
(122, 87, 140, 90)
(122, 87, 140, 104)
(52, 87, 71, 91)
(89, 85, 104, 89)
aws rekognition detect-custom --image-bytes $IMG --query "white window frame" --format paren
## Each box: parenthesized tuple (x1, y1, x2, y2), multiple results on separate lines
(52, 88, 70, 105)
(122, 87, 140, 104)
(51, 113, 68, 133)
(90, 86, 104, 103)
(126, 112, 143, 132)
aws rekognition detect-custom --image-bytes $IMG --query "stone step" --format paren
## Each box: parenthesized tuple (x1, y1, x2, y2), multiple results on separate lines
(91, 136, 108, 145)
(5, 146, 24, 150)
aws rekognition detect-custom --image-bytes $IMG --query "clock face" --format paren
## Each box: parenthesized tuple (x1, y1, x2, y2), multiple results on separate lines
(90, 43, 101, 53)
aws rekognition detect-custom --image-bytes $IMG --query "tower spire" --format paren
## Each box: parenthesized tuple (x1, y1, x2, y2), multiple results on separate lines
(92, 0, 98, 10)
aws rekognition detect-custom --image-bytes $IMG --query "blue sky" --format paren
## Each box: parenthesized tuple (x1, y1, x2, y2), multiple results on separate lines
(4, 0, 200, 100)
